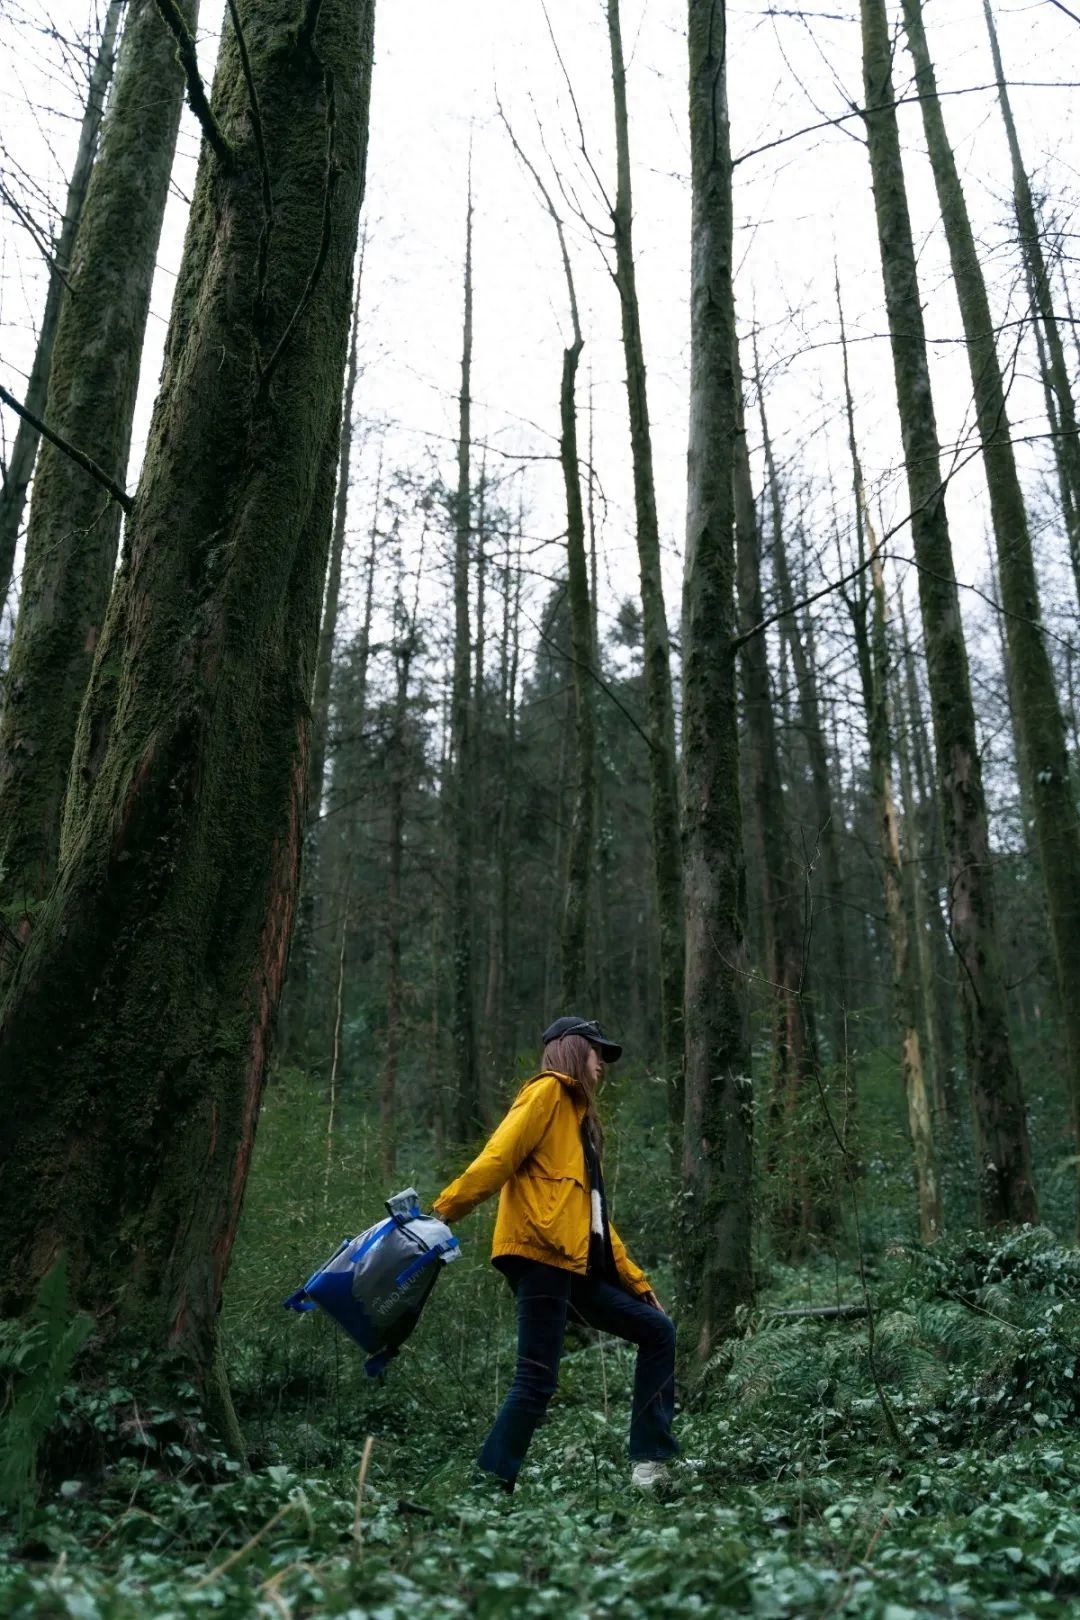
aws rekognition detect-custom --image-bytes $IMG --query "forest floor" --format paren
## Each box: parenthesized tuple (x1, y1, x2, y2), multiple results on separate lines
(3, 1062, 1080, 1618)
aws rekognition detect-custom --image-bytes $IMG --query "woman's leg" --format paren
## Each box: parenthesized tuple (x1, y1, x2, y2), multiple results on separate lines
(476, 1262, 571, 1488)
(570, 1278, 679, 1462)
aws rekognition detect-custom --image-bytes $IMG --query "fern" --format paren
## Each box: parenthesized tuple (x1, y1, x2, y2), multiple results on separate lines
(0, 1256, 93, 1514)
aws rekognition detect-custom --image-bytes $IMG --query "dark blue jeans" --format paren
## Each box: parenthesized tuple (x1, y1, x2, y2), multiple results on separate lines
(477, 1259, 679, 1488)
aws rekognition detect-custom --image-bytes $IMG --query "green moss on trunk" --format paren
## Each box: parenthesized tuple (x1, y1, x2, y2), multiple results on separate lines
(0, 0, 195, 923)
(861, 0, 1036, 1226)
(606, 0, 683, 1108)
(905, 0, 1080, 1230)
(678, 0, 754, 1365)
(0, 0, 377, 1415)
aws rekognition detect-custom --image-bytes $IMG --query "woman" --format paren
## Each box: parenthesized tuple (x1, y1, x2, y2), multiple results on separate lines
(432, 1015, 679, 1492)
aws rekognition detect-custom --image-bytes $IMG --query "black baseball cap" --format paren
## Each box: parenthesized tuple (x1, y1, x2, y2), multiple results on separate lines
(541, 1015, 623, 1063)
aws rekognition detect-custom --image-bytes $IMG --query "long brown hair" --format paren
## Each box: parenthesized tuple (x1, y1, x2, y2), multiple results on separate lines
(541, 1033, 604, 1154)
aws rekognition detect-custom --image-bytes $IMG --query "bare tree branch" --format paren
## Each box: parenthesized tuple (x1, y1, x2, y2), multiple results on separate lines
(154, 0, 233, 169)
(734, 80, 1080, 167)
(496, 94, 581, 347)
(0, 382, 133, 514)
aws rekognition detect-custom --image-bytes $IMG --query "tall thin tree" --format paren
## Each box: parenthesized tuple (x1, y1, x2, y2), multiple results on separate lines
(0, 0, 198, 931)
(735, 363, 830, 1247)
(499, 104, 594, 1012)
(860, 0, 1036, 1224)
(904, 0, 1080, 1219)
(982, 0, 1080, 604)
(606, 0, 683, 1109)
(449, 173, 479, 1138)
(837, 292, 940, 1237)
(756, 362, 849, 1067)
(679, 0, 754, 1357)
(0, 0, 125, 607)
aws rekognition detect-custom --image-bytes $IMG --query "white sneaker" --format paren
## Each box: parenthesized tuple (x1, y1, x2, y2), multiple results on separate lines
(631, 1460, 670, 1490)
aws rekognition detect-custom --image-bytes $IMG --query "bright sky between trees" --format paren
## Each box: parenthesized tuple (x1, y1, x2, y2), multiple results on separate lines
(1, 0, 1076, 690)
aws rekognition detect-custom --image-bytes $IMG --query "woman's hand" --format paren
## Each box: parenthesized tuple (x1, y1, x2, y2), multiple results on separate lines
(642, 1289, 666, 1314)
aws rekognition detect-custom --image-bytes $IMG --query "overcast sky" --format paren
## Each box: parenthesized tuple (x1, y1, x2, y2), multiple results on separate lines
(1, 0, 1077, 705)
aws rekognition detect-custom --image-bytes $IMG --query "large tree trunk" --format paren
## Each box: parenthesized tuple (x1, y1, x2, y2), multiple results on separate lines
(860, 0, 1036, 1225)
(0, 0, 376, 1409)
(678, 0, 754, 1361)
(735, 365, 830, 1250)
(0, 0, 195, 929)
(606, 0, 684, 1111)
(0, 0, 125, 609)
(756, 369, 849, 1067)
(449, 180, 479, 1138)
(982, 1, 1080, 605)
(905, 0, 1080, 1227)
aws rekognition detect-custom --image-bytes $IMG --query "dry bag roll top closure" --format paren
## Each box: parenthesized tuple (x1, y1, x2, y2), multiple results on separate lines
(284, 1187, 460, 1376)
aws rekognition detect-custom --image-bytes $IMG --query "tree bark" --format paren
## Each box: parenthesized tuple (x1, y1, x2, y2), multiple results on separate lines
(905, 0, 1080, 1225)
(0, 0, 125, 609)
(449, 177, 479, 1138)
(860, 0, 1036, 1225)
(0, 0, 194, 930)
(606, 0, 684, 1111)
(0, 0, 377, 1408)
(678, 0, 754, 1361)
(982, 0, 1080, 606)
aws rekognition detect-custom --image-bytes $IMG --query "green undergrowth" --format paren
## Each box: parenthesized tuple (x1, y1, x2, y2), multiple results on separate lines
(3, 1069, 1080, 1618)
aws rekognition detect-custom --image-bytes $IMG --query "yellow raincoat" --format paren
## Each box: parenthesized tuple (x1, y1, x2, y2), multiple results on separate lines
(432, 1070, 651, 1296)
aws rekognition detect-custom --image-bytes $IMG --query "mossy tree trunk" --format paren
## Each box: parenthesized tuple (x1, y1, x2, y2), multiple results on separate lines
(0, 0, 194, 932)
(450, 180, 479, 1138)
(678, 0, 754, 1361)
(905, 0, 1080, 1222)
(982, 0, 1080, 605)
(0, 0, 377, 1408)
(606, 0, 684, 1114)
(0, 0, 124, 608)
(861, 0, 1036, 1225)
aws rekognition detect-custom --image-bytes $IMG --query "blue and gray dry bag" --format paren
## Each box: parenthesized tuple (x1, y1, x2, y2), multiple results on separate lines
(284, 1188, 459, 1376)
